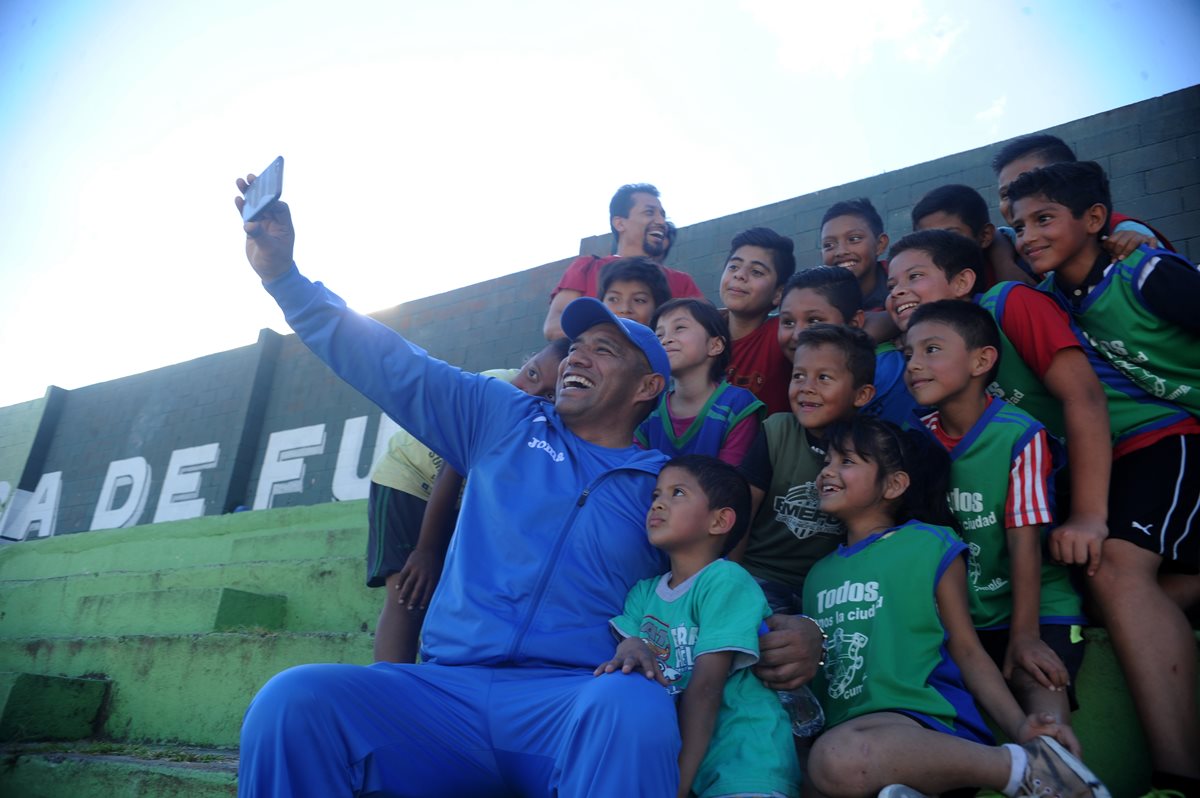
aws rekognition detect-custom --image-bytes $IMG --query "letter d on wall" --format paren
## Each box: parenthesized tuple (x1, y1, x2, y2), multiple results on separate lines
(90, 457, 152, 530)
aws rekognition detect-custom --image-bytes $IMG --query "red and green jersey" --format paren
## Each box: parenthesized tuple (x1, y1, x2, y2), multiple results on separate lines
(918, 399, 1083, 629)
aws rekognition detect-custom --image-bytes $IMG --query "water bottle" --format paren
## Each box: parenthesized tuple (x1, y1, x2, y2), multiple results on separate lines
(777, 684, 825, 738)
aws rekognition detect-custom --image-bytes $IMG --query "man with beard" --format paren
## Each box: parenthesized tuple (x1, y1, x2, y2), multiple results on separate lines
(543, 183, 704, 339)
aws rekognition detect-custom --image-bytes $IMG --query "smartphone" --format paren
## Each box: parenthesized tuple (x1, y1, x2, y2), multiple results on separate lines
(241, 156, 284, 222)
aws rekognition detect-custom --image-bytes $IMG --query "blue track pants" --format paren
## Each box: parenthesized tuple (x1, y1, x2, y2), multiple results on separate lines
(238, 661, 680, 797)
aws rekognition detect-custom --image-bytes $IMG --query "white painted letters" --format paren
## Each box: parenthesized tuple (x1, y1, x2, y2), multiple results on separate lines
(91, 457, 152, 530)
(153, 443, 220, 523)
(1, 472, 62, 540)
(331, 414, 400, 501)
(253, 424, 326, 510)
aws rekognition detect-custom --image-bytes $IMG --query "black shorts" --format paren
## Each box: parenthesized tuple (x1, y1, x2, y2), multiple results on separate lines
(366, 482, 427, 588)
(976, 624, 1084, 710)
(1108, 433, 1200, 574)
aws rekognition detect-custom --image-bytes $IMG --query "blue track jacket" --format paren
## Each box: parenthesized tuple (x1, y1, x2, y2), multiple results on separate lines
(266, 265, 669, 669)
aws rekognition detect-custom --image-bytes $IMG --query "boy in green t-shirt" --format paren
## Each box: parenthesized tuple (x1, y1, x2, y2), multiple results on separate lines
(595, 455, 800, 798)
(1008, 160, 1200, 796)
(904, 300, 1085, 752)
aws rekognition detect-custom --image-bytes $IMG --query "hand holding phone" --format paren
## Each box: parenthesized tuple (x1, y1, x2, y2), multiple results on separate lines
(241, 156, 284, 222)
(235, 157, 294, 282)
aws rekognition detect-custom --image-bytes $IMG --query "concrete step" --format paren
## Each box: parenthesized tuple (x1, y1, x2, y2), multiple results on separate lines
(72, 588, 287, 637)
(0, 501, 367, 582)
(0, 742, 236, 798)
(0, 555, 376, 636)
(0, 631, 372, 747)
(226, 523, 363, 563)
(1, 672, 110, 741)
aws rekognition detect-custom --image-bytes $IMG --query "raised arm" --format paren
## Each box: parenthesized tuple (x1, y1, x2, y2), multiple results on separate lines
(233, 174, 523, 475)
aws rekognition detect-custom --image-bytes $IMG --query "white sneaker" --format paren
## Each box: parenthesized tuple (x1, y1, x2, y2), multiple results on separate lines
(877, 786, 930, 798)
(1018, 735, 1110, 798)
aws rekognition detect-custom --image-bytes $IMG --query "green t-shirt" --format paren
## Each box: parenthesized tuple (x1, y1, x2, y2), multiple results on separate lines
(741, 413, 844, 592)
(803, 522, 990, 742)
(612, 560, 800, 798)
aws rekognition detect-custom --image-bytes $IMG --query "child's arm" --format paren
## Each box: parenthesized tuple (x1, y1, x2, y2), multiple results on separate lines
(675, 651, 733, 798)
(1042, 348, 1111, 575)
(1004, 524, 1069, 690)
(394, 465, 463, 610)
(1001, 289, 1112, 574)
(1102, 228, 1158, 261)
(937, 557, 1082, 756)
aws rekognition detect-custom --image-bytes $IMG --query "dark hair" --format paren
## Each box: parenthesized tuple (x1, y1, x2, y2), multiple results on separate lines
(1006, 161, 1112, 235)
(661, 454, 752, 555)
(907, 300, 1002, 383)
(651, 298, 731, 384)
(990, 133, 1076, 175)
(781, 266, 863, 322)
(599, 257, 672, 308)
(824, 416, 960, 532)
(662, 220, 677, 261)
(543, 337, 571, 361)
(821, 197, 884, 237)
(889, 229, 985, 283)
(609, 183, 660, 238)
(793, 323, 876, 388)
(727, 227, 797, 287)
(911, 184, 991, 237)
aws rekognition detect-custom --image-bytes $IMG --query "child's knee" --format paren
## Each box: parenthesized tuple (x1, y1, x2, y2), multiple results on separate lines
(807, 727, 873, 796)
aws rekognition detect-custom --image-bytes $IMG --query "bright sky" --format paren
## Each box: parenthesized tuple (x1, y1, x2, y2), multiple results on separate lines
(1, 0, 1197, 408)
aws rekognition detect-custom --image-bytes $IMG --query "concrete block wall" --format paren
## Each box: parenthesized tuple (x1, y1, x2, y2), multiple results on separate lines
(0, 396, 48, 510)
(2, 86, 1196, 537)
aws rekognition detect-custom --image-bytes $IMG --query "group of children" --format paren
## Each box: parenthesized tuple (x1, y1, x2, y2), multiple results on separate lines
(368, 133, 1199, 798)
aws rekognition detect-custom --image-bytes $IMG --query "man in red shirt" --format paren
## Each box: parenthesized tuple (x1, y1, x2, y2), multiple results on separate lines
(544, 184, 703, 339)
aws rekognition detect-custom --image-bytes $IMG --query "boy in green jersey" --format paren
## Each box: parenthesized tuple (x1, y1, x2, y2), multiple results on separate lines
(1009, 160, 1200, 796)
(903, 300, 1085, 745)
(884, 229, 1112, 578)
(596, 455, 800, 798)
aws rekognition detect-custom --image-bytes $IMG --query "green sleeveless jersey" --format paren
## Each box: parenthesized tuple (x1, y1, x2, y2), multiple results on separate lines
(741, 413, 843, 592)
(921, 399, 1082, 629)
(976, 283, 1067, 439)
(803, 521, 990, 741)
(1042, 247, 1199, 421)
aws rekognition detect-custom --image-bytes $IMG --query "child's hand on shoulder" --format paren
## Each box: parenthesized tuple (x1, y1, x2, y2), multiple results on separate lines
(594, 637, 670, 686)
(1004, 635, 1070, 692)
(1016, 712, 1083, 759)
(1102, 230, 1158, 261)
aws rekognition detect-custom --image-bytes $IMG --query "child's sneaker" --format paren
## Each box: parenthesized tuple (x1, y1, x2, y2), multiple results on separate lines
(877, 787, 929, 798)
(1019, 736, 1110, 798)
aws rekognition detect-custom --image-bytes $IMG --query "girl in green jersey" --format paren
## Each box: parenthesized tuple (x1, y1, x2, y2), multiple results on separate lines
(803, 417, 1108, 798)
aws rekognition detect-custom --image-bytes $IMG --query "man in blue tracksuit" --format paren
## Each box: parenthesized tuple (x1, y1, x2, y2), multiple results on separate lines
(233, 176, 823, 797)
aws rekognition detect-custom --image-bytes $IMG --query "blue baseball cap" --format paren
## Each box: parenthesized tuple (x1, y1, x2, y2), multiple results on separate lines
(560, 297, 670, 392)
